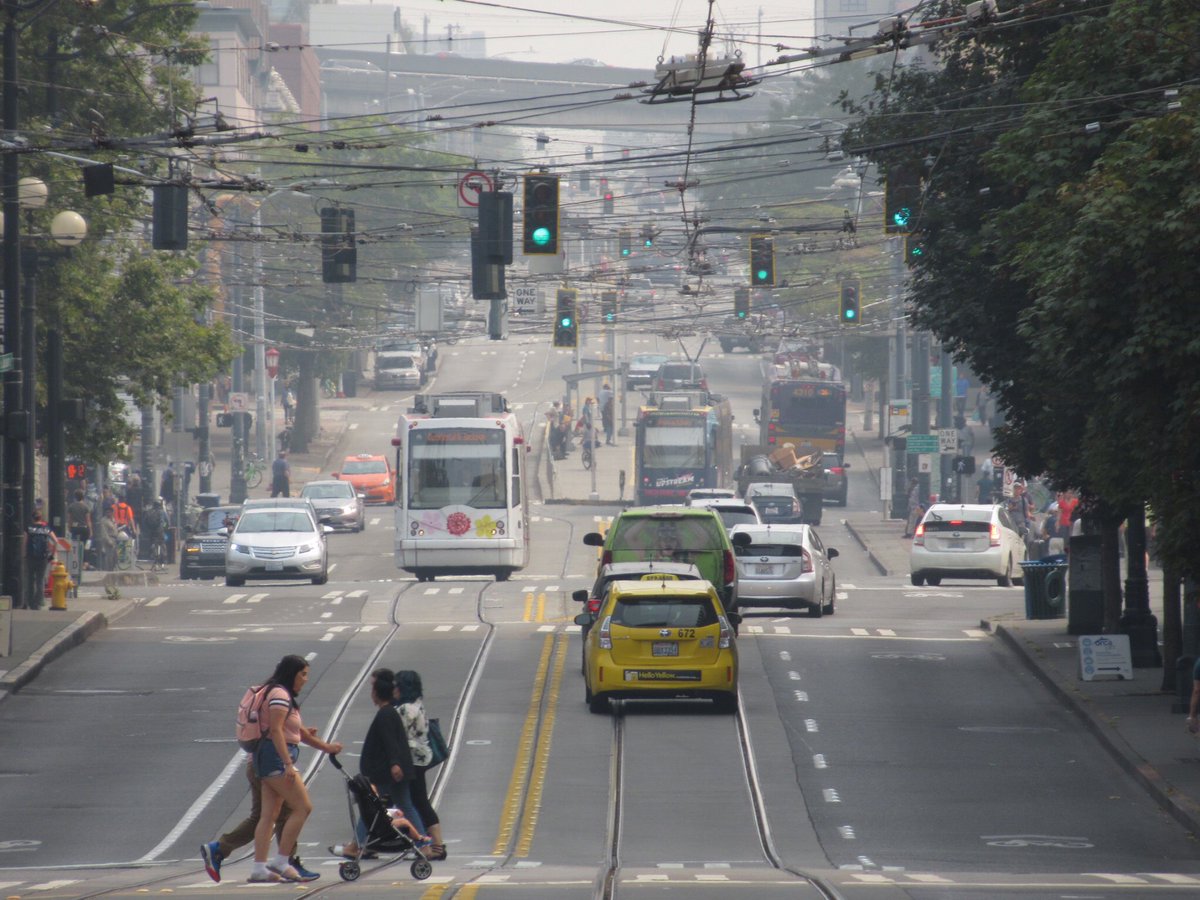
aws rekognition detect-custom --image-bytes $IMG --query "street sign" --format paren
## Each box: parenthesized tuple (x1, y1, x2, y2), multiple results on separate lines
(938, 428, 959, 453)
(906, 433, 939, 454)
(887, 399, 911, 437)
(228, 392, 248, 411)
(511, 283, 540, 313)
(0, 353, 12, 373)
(457, 170, 493, 208)
(918, 454, 932, 473)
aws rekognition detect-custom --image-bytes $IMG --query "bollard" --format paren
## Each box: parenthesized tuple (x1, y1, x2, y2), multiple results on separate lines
(50, 561, 74, 611)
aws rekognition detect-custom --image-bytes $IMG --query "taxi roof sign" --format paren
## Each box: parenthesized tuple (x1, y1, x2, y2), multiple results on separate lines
(641, 573, 679, 581)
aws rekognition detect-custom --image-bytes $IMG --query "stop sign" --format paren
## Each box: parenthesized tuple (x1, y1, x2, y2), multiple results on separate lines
(265, 346, 280, 379)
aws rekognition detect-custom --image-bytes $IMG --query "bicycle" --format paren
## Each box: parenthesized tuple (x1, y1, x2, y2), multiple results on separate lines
(244, 453, 265, 489)
(146, 536, 166, 572)
(115, 531, 135, 571)
(581, 436, 594, 471)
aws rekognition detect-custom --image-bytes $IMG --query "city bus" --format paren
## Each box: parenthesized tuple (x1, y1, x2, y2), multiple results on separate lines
(756, 369, 848, 456)
(392, 392, 529, 581)
(634, 392, 733, 505)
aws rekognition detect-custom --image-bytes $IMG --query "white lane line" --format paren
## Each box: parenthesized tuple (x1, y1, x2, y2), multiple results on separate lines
(823, 788, 840, 803)
(877, 628, 896, 636)
(137, 751, 247, 861)
(248, 593, 268, 604)
(322, 591, 343, 600)
(461, 624, 480, 632)
(805, 719, 819, 732)
(794, 691, 808, 701)
(346, 590, 367, 598)
(434, 625, 453, 632)
(223, 594, 245, 605)
(449, 587, 464, 595)
(146, 596, 169, 607)
(813, 754, 827, 769)
(851, 627, 869, 636)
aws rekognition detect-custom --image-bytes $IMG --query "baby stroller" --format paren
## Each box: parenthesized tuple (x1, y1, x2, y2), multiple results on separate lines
(328, 755, 433, 882)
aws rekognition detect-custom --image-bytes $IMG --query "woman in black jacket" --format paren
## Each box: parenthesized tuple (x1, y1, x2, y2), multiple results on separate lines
(329, 671, 425, 858)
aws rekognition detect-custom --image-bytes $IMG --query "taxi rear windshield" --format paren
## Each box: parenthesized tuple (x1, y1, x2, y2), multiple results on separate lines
(923, 520, 989, 533)
(612, 597, 716, 629)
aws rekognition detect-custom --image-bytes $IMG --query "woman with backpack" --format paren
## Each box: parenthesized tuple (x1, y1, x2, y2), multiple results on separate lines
(249, 655, 342, 883)
(395, 670, 447, 861)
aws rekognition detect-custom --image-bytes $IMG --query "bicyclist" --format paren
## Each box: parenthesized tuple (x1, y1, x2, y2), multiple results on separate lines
(141, 499, 170, 564)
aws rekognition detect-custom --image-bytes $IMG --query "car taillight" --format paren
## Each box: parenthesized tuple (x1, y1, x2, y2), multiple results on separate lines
(990, 523, 1001, 546)
(701, 378, 708, 390)
(718, 615, 734, 649)
(598, 615, 613, 650)
(587, 597, 601, 614)
(601, 549, 613, 566)
(913, 523, 925, 546)
(827, 467, 844, 476)
(723, 549, 736, 585)
(801, 549, 813, 574)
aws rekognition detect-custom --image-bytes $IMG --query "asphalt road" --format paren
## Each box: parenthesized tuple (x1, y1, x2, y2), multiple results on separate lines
(1, 329, 1198, 899)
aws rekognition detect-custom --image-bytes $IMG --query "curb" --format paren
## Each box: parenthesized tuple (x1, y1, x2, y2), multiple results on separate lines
(987, 618, 1200, 836)
(0, 610, 108, 700)
(842, 519, 890, 576)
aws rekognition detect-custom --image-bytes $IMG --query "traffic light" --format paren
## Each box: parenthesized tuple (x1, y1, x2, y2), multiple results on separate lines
(905, 233, 925, 266)
(840, 279, 861, 324)
(641, 225, 654, 249)
(734, 288, 750, 319)
(603, 191, 614, 215)
(885, 162, 922, 234)
(553, 288, 578, 348)
(522, 173, 559, 255)
(321, 206, 356, 283)
(65, 460, 87, 481)
(600, 291, 617, 324)
(618, 228, 632, 258)
(749, 234, 774, 287)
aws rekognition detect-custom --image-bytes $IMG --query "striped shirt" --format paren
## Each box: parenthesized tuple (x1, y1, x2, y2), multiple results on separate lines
(265, 686, 303, 744)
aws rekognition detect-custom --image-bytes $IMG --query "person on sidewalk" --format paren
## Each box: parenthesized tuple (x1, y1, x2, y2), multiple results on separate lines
(23, 501, 57, 610)
(201, 761, 315, 883)
(599, 382, 615, 445)
(270, 451, 291, 498)
(903, 478, 925, 539)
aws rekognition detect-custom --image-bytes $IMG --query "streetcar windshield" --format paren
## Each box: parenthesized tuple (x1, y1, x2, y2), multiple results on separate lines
(770, 382, 845, 428)
(408, 428, 507, 510)
(642, 425, 706, 468)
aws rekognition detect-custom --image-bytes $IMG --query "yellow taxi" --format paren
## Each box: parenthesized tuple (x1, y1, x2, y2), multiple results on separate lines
(575, 579, 739, 714)
(335, 453, 395, 504)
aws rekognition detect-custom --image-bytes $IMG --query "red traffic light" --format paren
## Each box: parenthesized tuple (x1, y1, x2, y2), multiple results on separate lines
(66, 461, 87, 480)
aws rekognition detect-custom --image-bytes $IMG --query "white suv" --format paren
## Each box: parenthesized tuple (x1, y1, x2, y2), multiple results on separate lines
(909, 503, 1027, 587)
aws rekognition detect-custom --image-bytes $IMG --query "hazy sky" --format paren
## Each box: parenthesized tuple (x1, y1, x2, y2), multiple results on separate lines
(396, 0, 819, 71)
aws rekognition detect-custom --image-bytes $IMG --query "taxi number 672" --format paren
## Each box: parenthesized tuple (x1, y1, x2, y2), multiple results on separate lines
(676, 628, 695, 638)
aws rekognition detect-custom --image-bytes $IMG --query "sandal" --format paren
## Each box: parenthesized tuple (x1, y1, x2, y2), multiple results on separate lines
(427, 843, 447, 861)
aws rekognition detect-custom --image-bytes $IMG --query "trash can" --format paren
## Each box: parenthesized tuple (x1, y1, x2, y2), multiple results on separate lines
(342, 370, 357, 398)
(1020, 559, 1068, 619)
(195, 492, 221, 509)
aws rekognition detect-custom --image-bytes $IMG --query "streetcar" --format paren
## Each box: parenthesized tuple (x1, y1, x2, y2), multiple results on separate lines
(634, 392, 733, 505)
(755, 361, 848, 456)
(392, 392, 529, 581)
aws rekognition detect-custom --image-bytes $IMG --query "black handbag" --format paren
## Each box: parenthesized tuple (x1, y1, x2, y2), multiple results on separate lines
(427, 718, 449, 767)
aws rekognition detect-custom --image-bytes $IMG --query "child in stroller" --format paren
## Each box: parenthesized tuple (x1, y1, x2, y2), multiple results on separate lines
(327, 755, 434, 882)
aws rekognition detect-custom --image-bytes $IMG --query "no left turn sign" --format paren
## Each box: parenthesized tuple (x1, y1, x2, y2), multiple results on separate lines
(458, 171, 493, 208)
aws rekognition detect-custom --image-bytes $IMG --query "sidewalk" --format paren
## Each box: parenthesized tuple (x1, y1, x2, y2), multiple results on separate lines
(0, 377, 381, 701)
(539, 402, 1200, 836)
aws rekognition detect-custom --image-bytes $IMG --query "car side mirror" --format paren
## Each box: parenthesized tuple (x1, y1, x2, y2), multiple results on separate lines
(573, 612, 593, 627)
(357, 493, 367, 500)
(841, 462, 851, 469)
(827, 547, 839, 559)
(731, 532, 752, 548)
(582, 532, 604, 547)
(322, 525, 335, 534)
(572, 589, 589, 603)
(332, 473, 340, 479)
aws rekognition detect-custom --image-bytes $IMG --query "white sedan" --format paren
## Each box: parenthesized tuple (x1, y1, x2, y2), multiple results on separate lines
(909, 503, 1027, 587)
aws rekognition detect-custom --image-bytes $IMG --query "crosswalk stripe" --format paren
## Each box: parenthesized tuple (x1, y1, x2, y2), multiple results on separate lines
(1090, 874, 1148, 884)
(434, 625, 453, 632)
(449, 587, 464, 595)
(27, 882, 81, 892)
(1151, 874, 1200, 884)
(322, 591, 343, 599)
(907, 874, 954, 883)
(877, 628, 896, 636)
(964, 629, 988, 638)
(346, 590, 367, 598)
(223, 594, 245, 604)
(146, 596, 169, 607)
(851, 627, 869, 636)
(773, 626, 791, 634)
(461, 624, 480, 632)
(248, 593, 267, 603)
(424, 588, 439, 595)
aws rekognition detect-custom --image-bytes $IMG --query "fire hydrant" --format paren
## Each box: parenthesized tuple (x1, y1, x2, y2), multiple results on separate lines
(50, 560, 73, 611)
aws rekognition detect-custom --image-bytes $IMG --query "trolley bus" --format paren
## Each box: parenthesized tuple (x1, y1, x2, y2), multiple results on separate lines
(756, 363, 848, 457)
(634, 392, 733, 505)
(392, 392, 529, 581)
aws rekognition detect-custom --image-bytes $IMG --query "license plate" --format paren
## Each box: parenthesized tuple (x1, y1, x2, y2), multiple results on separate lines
(652, 641, 679, 657)
(265, 561, 283, 571)
(946, 541, 965, 549)
(755, 565, 775, 575)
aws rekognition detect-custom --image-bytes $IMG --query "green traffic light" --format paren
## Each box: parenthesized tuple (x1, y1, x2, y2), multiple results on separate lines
(532, 226, 552, 246)
(892, 207, 911, 228)
(736, 311, 746, 319)
(755, 269, 768, 282)
(843, 309, 857, 321)
(643, 239, 652, 248)
(621, 247, 631, 257)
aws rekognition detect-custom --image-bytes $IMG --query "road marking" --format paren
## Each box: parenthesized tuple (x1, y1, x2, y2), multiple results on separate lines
(146, 596, 169, 607)
(320, 611, 332, 619)
(537, 625, 555, 632)
(1089, 874, 1148, 884)
(449, 587, 464, 595)
(823, 788, 840, 803)
(322, 591, 343, 599)
(461, 624, 480, 632)
(346, 590, 367, 598)
(320, 633, 334, 642)
(838, 826, 857, 840)
(434, 625, 453, 632)
(788, 671, 801, 680)
(348, 423, 359, 430)
(813, 754, 827, 769)
(836, 592, 848, 600)
(877, 628, 896, 636)
(248, 593, 267, 603)
(369, 517, 381, 526)
(779, 650, 791, 660)
(964, 629, 988, 638)
(329, 563, 338, 573)
(26, 881, 81, 892)
(907, 874, 954, 883)
(805, 719, 819, 732)
(851, 628, 870, 635)
(1151, 874, 1200, 884)
(424, 588, 440, 595)
(137, 749, 247, 861)
(772, 626, 791, 634)
(223, 594, 245, 604)
(794, 691, 808, 701)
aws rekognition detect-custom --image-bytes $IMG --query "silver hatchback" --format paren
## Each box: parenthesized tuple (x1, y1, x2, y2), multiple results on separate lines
(301, 480, 365, 532)
(729, 524, 839, 617)
(225, 508, 332, 587)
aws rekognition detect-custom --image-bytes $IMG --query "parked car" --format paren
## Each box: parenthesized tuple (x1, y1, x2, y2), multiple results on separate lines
(179, 505, 240, 580)
(730, 523, 839, 617)
(301, 480, 364, 532)
(909, 503, 1028, 587)
(575, 579, 740, 714)
(374, 352, 424, 390)
(654, 361, 707, 393)
(335, 453, 396, 505)
(626, 353, 669, 390)
(822, 452, 850, 506)
(225, 507, 332, 586)
(582, 505, 748, 613)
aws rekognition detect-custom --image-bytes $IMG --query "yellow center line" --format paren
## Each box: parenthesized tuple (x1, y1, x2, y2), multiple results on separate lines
(523, 591, 533, 623)
(418, 885, 452, 900)
(536, 591, 546, 623)
(516, 635, 568, 857)
(492, 635, 554, 854)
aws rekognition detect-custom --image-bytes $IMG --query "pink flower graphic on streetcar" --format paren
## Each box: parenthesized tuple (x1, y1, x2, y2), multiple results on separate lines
(446, 512, 472, 536)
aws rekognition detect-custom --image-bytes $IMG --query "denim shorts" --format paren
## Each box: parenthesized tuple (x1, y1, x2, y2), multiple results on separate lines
(254, 740, 299, 779)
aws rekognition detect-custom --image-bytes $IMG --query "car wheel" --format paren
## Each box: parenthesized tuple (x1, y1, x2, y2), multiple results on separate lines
(926, 575, 942, 586)
(910, 573, 924, 586)
(358, 518, 365, 533)
(719, 340, 732, 353)
(808, 601, 824, 618)
(312, 571, 328, 586)
(712, 693, 738, 714)
(837, 489, 848, 507)
(225, 576, 245, 587)
(822, 582, 836, 616)
(586, 687, 608, 714)
(495, 570, 510, 582)
(997, 558, 1013, 588)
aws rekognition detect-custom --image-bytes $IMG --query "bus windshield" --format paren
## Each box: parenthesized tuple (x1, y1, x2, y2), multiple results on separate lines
(408, 428, 506, 510)
(643, 425, 706, 468)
